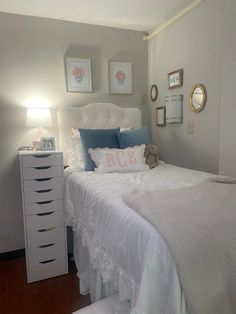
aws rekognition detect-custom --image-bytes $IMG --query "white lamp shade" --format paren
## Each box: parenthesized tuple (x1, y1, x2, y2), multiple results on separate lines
(26, 108, 52, 128)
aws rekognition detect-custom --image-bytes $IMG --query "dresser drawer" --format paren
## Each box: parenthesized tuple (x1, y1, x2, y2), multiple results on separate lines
(27, 226, 65, 248)
(24, 187, 62, 203)
(21, 153, 62, 168)
(25, 199, 63, 215)
(26, 210, 64, 232)
(22, 165, 62, 180)
(28, 241, 66, 262)
(28, 256, 67, 282)
(24, 177, 63, 193)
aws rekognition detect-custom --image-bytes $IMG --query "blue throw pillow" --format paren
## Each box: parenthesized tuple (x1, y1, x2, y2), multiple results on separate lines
(79, 128, 120, 171)
(117, 127, 151, 148)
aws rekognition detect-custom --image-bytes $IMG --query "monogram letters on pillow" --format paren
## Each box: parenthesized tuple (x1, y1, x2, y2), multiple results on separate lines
(88, 145, 149, 173)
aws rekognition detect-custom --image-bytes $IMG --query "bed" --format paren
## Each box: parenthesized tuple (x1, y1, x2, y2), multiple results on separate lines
(58, 103, 234, 314)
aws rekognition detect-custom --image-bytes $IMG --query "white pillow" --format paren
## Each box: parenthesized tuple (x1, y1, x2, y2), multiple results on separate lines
(65, 134, 85, 170)
(88, 145, 149, 173)
(71, 128, 80, 136)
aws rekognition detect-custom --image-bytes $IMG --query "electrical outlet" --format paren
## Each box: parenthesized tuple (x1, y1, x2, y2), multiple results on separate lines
(187, 120, 194, 134)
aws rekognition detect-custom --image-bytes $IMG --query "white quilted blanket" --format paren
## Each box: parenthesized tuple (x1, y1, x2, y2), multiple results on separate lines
(64, 163, 213, 314)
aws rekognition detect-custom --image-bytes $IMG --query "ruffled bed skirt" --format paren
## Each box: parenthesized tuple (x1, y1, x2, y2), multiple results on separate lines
(72, 230, 140, 312)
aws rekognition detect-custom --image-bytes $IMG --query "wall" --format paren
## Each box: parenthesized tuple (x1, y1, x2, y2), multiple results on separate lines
(218, 0, 236, 176)
(0, 13, 148, 253)
(148, 0, 223, 173)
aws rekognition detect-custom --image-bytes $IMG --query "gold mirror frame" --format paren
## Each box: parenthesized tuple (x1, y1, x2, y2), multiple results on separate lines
(190, 84, 207, 113)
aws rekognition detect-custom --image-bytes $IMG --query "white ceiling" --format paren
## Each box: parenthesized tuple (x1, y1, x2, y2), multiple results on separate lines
(0, 0, 194, 32)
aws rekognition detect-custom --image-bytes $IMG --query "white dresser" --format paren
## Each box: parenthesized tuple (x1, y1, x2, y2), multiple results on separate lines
(19, 150, 68, 283)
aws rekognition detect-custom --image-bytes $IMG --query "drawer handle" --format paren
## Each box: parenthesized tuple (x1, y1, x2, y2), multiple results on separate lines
(39, 259, 55, 264)
(39, 243, 55, 248)
(37, 211, 54, 216)
(35, 189, 53, 193)
(33, 154, 51, 158)
(36, 200, 54, 205)
(35, 178, 53, 182)
(34, 166, 51, 170)
(38, 227, 56, 232)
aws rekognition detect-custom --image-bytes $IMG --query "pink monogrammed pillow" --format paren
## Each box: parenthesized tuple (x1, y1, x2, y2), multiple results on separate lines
(88, 144, 149, 173)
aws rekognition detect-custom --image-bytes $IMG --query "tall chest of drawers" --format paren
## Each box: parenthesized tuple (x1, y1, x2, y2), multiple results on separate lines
(19, 150, 68, 283)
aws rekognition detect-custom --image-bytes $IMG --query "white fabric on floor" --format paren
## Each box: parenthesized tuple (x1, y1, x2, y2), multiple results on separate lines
(65, 163, 213, 314)
(73, 294, 130, 314)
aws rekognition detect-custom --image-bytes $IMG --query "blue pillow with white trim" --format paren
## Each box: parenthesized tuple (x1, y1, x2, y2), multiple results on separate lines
(79, 128, 120, 171)
(117, 127, 151, 148)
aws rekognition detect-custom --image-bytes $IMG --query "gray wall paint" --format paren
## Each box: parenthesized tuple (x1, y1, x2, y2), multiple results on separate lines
(218, 0, 236, 176)
(0, 13, 148, 253)
(148, 0, 222, 174)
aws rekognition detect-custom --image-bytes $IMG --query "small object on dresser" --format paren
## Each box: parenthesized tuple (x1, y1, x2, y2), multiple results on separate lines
(41, 137, 55, 151)
(18, 146, 34, 151)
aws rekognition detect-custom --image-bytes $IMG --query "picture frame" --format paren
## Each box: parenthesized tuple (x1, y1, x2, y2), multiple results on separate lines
(65, 57, 92, 92)
(150, 84, 158, 102)
(108, 61, 132, 94)
(168, 69, 183, 89)
(41, 137, 56, 151)
(156, 107, 166, 126)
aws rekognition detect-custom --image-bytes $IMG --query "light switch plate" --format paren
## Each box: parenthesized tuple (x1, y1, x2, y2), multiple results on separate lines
(187, 120, 194, 134)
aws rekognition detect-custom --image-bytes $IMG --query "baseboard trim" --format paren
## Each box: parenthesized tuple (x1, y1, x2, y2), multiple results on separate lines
(0, 249, 25, 262)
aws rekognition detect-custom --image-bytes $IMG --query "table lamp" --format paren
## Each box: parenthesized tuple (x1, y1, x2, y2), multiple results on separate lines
(26, 108, 52, 150)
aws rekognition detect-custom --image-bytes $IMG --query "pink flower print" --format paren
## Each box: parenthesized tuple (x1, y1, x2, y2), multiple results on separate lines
(115, 70, 126, 86)
(73, 67, 85, 83)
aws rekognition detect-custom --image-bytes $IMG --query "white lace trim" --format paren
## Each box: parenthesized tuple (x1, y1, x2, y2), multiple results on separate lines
(65, 192, 136, 290)
(64, 174, 146, 313)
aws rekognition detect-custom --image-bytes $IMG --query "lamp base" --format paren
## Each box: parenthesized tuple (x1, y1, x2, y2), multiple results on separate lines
(32, 140, 42, 150)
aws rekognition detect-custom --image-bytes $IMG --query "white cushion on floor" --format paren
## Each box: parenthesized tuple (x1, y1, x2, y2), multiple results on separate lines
(73, 294, 130, 314)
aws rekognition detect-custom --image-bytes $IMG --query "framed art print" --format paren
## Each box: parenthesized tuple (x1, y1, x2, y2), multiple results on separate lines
(66, 57, 92, 92)
(168, 69, 183, 89)
(108, 61, 132, 94)
(156, 107, 166, 126)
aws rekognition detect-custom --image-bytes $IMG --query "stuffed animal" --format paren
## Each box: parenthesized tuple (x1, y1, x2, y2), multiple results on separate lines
(144, 144, 159, 169)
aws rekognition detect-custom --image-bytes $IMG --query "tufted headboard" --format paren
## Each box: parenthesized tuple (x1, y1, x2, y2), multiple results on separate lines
(58, 103, 142, 161)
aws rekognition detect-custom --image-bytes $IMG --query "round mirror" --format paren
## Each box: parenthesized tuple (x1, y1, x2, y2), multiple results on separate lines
(190, 84, 207, 112)
(150, 84, 158, 102)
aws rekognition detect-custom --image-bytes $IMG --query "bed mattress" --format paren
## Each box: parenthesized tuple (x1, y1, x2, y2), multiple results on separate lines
(64, 162, 213, 314)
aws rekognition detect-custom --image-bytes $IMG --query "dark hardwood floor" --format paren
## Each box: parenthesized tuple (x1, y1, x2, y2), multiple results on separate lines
(0, 257, 91, 314)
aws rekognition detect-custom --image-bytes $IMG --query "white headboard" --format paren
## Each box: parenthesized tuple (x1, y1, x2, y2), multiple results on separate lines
(58, 102, 142, 157)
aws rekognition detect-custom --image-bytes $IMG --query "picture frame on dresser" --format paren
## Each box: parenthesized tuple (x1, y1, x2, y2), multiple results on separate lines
(41, 137, 56, 151)
(18, 150, 68, 283)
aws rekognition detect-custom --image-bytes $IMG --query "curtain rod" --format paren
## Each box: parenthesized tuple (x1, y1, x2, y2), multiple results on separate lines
(143, 0, 204, 41)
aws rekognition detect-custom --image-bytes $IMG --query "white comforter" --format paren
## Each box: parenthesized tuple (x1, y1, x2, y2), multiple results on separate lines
(64, 163, 213, 314)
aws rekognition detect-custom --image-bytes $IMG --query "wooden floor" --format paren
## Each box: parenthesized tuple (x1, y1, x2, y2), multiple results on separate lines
(0, 257, 91, 314)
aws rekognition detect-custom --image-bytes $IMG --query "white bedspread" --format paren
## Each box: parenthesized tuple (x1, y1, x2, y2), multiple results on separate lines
(64, 163, 213, 314)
